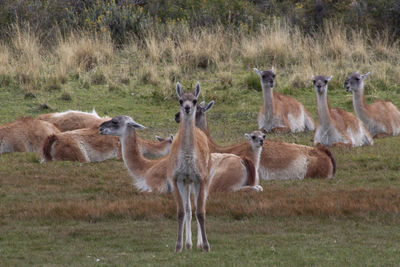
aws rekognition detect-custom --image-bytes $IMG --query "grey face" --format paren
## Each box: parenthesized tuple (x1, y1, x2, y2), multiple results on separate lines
(344, 72, 370, 93)
(255, 68, 276, 88)
(99, 115, 145, 136)
(176, 82, 200, 116)
(246, 130, 266, 148)
(312, 75, 332, 95)
(174, 100, 214, 133)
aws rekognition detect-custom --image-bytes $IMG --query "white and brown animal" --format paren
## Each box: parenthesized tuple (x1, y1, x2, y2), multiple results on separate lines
(99, 115, 262, 194)
(254, 68, 315, 133)
(41, 126, 173, 163)
(345, 71, 400, 138)
(99, 116, 173, 193)
(313, 75, 373, 147)
(167, 82, 212, 252)
(209, 130, 264, 193)
(0, 117, 60, 154)
(37, 109, 109, 132)
(176, 100, 336, 179)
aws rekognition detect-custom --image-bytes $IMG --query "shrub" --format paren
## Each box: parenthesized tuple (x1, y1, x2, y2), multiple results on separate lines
(244, 72, 261, 91)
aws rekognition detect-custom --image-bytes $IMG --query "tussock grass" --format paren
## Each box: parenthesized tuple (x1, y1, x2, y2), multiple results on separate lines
(0, 20, 398, 96)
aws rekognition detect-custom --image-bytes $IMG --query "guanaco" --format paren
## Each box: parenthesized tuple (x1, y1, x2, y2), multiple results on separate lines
(254, 68, 315, 133)
(313, 75, 373, 147)
(99, 116, 263, 194)
(345, 71, 400, 138)
(37, 109, 109, 131)
(167, 82, 212, 252)
(41, 126, 173, 162)
(0, 117, 60, 154)
(175, 100, 336, 179)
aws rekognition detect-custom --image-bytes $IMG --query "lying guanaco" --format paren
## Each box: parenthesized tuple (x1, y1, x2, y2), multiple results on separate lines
(313, 75, 373, 147)
(345, 71, 400, 138)
(175, 100, 336, 179)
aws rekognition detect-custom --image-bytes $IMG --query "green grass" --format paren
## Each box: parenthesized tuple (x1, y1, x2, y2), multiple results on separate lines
(1, 217, 399, 266)
(1, 70, 400, 265)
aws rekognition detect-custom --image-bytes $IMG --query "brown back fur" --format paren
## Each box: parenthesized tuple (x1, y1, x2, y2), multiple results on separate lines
(37, 111, 109, 132)
(41, 127, 120, 162)
(0, 117, 60, 154)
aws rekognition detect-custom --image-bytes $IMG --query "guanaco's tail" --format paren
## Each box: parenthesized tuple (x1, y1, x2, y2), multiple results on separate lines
(316, 144, 336, 177)
(41, 134, 57, 161)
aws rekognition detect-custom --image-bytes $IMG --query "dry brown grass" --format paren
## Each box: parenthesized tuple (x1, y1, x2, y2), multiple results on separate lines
(1, 156, 398, 222)
(0, 20, 399, 94)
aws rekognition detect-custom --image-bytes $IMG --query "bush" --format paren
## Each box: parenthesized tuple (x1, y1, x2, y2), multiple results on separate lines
(0, 0, 400, 44)
(245, 73, 261, 91)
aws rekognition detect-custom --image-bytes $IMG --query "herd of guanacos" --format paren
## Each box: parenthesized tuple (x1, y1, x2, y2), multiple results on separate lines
(2, 68, 399, 252)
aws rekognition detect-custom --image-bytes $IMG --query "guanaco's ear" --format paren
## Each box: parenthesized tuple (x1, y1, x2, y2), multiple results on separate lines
(194, 81, 201, 98)
(127, 121, 145, 129)
(155, 135, 164, 142)
(245, 133, 251, 140)
(312, 75, 315, 80)
(253, 68, 261, 76)
(327, 75, 333, 82)
(174, 111, 181, 123)
(204, 100, 214, 112)
(176, 82, 183, 98)
(361, 72, 370, 80)
(271, 66, 275, 73)
(169, 134, 174, 142)
(199, 101, 206, 108)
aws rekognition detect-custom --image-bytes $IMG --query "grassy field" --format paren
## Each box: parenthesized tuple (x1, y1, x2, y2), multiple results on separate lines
(1, 23, 400, 265)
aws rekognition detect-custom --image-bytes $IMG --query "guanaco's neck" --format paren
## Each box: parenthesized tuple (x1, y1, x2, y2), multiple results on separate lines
(138, 136, 169, 157)
(178, 112, 196, 156)
(120, 127, 152, 178)
(316, 91, 332, 128)
(262, 84, 275, 117)
(352, 86, 370, 121)
(246, 143, 262, 171)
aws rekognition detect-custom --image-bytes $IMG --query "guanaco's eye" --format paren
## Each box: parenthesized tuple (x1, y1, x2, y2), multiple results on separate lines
(179, 99, 183, 105)
(251, 135, 256, 140)
(355, 77, 360, 81)
(192, 99, 197, 105)
(312, 80, 316, 85)
(272, 74, 276, 79)
(324, 80, 328, 84)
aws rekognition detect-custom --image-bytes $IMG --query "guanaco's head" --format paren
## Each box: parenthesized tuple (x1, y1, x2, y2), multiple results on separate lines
(254, 67, 275, 88)
(245, 130, 266, 149)
(155, 134, 174, 143)
(99, 115, 145, 137)
(344, 71, 370, 93)
(176, 82, 200, 118)
(312, 75, 333, 95)
(174, 100, 214, 133)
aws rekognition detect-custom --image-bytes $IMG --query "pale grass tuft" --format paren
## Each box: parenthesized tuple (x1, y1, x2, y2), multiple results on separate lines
(56, 32, 114, 77)
(0, 44, 12, 75)
(242, 21, 300, 67)
(138, 62, 159, 86)
(10, 24, 42, 87)
(218, 71, 233, 87)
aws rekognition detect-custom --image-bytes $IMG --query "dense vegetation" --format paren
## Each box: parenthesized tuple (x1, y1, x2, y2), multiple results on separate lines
(1, 0, 400, 44)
